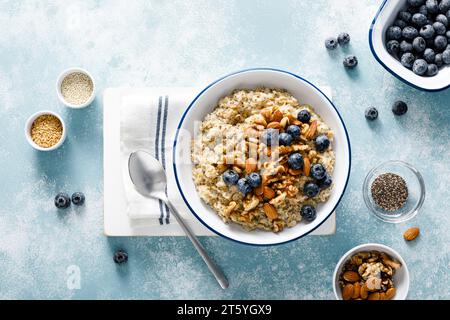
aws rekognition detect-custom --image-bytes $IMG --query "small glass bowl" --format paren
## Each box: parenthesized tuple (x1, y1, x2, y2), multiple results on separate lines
(363, 160, 425, 223)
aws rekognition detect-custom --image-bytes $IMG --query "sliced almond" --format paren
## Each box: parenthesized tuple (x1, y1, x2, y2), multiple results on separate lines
(403, 227, 420, 241)
(385, 287, 396, 300)
(303, 157, 311, 176)
(263, 186, 276, 200)
(267, 122, 282, 130)
(280, 117, 289, 128)
(263, 203, 278, 220)
(343, 271, 360, 283)
(305, 120, 317, 139)
(342, 284, 354, 300)
(271, 110, 283, 122)
(352, 283, 361, 299)
(245, 158, 257, 173)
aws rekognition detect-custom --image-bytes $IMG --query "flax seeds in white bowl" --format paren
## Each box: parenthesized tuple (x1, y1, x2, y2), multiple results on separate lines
(56, 68, 95, 109)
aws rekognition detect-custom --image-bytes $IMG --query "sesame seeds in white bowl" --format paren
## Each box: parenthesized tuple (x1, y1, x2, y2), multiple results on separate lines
(56, 67, 95, 108)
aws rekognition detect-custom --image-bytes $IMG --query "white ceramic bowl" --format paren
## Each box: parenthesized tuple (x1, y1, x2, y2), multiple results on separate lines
(25, 110, 66, 151)
(56, 67, 96, 108)
(369, 0, 450, 92)
(333, 243, 410, 300)
(173, 68, 351, 246)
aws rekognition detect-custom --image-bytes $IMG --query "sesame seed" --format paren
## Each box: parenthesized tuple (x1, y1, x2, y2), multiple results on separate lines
(60, 72, 93, 105)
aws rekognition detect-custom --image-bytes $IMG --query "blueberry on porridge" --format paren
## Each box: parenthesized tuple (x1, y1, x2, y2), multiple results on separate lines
(191, 88, 335, 233)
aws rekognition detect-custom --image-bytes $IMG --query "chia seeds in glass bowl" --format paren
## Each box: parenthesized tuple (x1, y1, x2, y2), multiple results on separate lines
(363, 161, 425, 223)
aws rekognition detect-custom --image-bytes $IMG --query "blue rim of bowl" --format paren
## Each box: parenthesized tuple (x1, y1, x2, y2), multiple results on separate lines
(172, 68, 352, 246)
(368, 0, 450, 92)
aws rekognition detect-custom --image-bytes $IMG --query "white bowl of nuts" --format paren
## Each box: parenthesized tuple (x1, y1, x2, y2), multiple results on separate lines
(56, 67, 95, 108)
(333, 243, 410, 300)
(25, 110, 66, 151)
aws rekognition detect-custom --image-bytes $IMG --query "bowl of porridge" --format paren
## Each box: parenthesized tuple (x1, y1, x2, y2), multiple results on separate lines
(173, 68, 351, 245)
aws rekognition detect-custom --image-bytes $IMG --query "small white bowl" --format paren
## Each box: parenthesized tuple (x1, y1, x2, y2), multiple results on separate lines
(332, 243, 410, 300)
(56, 67, 96, 108)
(25, 110, 66, 151)
(369, 0, 450, 92)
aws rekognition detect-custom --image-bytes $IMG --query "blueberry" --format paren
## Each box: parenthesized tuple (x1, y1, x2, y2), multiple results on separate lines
(300, 205, 317, 222)
(279, 132, 293, 146)
(439, 0, 450, 13)
(386, 26, 402, 40)
(412, 13, 428, 27)
(407, 0, 425, 7)
(386, 40, 400, 55)
(400, 40, 413, 52)
(343, 55, 358, 69)
(288, 153, 304, 170)
(447, 10, 450, 21)
(392, 101, 408, 116)
(436, 14, 449, 27)
(315, 134, 330, 152)
(398, 11, 412, 22)
(419, 4, 428, 15)
(402, 26, 419, 40)
(337, 32, 351, 45)
(412, 36, 427, 52)
(447, 44, 450, 51)
(303, 182, 319, 198)
(426, 63, 439, 76)
(394, 19, 407, 29)
(419, 24, 435, 38)
(423, 48, 436, 63)
(325, 37, 338, 50)
(261, 128, 278, 146)
(435, 53, 444, 66)
(310, 163, 326, 180)
(286, 125, 301, 139)
(237, 178, 252, 195)
(401, 52, 416, 68)
(113, 250, 128, 264)
(435, 35, 448, 50)
(413, 59, 428, 75)
(426, 0, 439, 14)
(447, 30, 450, 39)
(297, 109, 311, 123)
(223, 170, 239, 185)
(54, 193, 71, 209)
(365, 107, 379, 121)
(317, 174, 333, 189)
(246, 173, 262, 188)
(433, 22, 447, 35)
(443, 50, 450, 64)
(71, 192, 85, 206)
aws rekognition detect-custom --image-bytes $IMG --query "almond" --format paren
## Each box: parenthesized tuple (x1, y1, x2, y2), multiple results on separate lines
(261, 109, 272, 122)
(288, 168, 303, 176)
(287, 113, 297, 122)
(267, 122, 282, 130)
(254, 185, 264, 196)
(352, 283, 361, 299)
(254, 115, 267, 127)
(306, 120, 317, 139)
(280, 117, 289, 128)
(403, 227, 420, 241)
(368, 292, 380, 300)
(343, 271, 360, 283)
(342, 284, 354, 300)
(245, 158, 257, 174)
(360, 284, 369, 299)
(271, 110, 283, 122)
(263, 203, 278, 220)
(263, 186, 276, 200)
(303, 157, 311, 177)
(385, 287, 396, 300)
(292, 120, 302, 126)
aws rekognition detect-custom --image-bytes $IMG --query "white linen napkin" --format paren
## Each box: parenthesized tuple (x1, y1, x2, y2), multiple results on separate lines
(120, 88, 196, 224)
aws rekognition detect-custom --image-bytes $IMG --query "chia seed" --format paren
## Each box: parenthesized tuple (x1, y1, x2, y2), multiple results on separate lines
(371, 173, 408, 211)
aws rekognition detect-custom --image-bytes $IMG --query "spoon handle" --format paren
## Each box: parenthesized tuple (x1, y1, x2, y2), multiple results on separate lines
(165, 200, 229, 289)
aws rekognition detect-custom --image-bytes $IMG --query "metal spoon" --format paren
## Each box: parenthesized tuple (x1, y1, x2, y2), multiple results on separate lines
(128, 150, 229, 289)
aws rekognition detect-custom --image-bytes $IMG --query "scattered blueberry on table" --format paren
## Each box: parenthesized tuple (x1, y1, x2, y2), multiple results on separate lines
(343, 55, 358, 69)
(365, 107, 379, 121)
(387, 0, 450, 76)
(71, 192, 85, 206)
(325, 37, 338, 50)
(337, 32, 351, 45)
(392, 101, 408, 116)
(300, 205, 317, 222)
(113, 250, 128, 264)
(54, 193, 71, 209)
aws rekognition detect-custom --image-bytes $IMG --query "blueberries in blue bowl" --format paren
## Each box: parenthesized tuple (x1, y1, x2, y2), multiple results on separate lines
(412, 36, 427, 52)
(426, 0, 439, 14)
(300, 205, 317, 222)
(419, 24, 435, 38)
(443, 50, 450, 64)
(387, 40, 400, 55)
(400, 40, 413, 53)
(435, 35, 448, 50)
(426, 63, 439, 76)
(402, 26, 419, 40)
(435, 53, 444, 66)
(407, 0, 425, 8)
(423, 48, 436, 63)
(433, 22, 447, 35)
(398, 11, 412, 22)
(436, 14, 448, 27)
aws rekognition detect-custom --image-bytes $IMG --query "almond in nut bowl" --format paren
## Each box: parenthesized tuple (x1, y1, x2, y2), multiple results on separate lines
(191, 88, 335, 233)
(339, 251, 402, 300)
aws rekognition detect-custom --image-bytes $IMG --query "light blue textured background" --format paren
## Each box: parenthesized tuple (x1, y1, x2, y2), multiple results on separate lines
(0, 0, 449, 299)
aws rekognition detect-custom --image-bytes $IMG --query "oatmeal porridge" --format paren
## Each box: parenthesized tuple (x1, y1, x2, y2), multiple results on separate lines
(191, 88, 335, 232)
